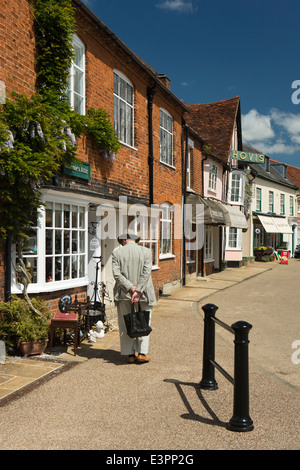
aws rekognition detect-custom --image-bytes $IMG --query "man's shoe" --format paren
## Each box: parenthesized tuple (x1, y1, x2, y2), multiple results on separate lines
(137, 354, 150, 363)
(128, 355, 136, 363)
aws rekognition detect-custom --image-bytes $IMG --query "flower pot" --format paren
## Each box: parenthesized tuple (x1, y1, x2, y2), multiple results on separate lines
(18, 340, 48, 357)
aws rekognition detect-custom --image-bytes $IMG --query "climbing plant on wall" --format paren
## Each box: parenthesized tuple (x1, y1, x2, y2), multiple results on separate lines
(0, 0, 120, 246)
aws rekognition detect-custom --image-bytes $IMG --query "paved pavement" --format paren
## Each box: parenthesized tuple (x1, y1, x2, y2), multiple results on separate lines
(0, 259, 299, 451)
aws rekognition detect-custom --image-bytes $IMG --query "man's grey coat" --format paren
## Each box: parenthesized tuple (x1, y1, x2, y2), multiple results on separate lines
(112, 242, 157, 306)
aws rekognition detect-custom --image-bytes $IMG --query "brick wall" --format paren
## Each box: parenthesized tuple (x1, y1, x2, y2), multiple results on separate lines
(0, 0, 193, 306)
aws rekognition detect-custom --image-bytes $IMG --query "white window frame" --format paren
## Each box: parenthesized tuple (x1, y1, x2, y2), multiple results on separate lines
(68, 35, 85, 115)
(208, 162, 218, 192)
(226, 227, 242, 250)
(129, 216, 159, 269)
(11, 194, 89, 294)
(290, 196, 294, 216)
(159, 202, 174, 259)
(160, 108, 174, 167)
(256, 187, 262, 212)
(229, 171, 244, 204)
(204, 226, 213, 261)
(280, 193, 285, 215)
(113, 70, 134, 148)
(269, 191, 274, 213)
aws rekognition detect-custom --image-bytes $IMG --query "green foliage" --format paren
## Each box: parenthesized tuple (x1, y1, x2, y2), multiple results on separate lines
(0, 0, 120, 247)
(0, 296, 52, 346)
(34, 0, 76, 94)
(83, 108, 121, 154)
(0, 92, 77, 242)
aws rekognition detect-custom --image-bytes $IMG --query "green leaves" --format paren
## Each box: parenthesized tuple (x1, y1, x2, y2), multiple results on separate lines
(34, 0, 76, 94)
(0, 0, 120, 246)
(83, 108, 121, 154)
(0, 296, 52, 345)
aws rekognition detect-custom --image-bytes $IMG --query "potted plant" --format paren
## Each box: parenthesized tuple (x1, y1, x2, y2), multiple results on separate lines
(254, 246, 273, 261)
(0, 296, 52, 357)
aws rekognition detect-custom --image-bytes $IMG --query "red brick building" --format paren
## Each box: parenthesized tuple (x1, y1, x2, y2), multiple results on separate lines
(0, 0, 205, 310)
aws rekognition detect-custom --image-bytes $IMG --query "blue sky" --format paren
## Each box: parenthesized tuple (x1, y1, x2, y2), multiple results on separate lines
(81, 0, 300, 167)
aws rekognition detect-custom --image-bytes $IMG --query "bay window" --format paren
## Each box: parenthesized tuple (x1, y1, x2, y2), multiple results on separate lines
(12, 196, 88, 293)
(229, 172, 244, 204)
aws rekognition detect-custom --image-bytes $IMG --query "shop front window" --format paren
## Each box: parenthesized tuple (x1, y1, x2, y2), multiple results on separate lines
(45, 202, 86, 283)
(12, 198, 88, 293)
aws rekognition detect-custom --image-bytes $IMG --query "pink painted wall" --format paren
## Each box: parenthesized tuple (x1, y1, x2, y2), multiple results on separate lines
(203, 158, 223, 200)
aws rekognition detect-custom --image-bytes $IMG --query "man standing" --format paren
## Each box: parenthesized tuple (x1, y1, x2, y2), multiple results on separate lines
(112, 230, 156, 363)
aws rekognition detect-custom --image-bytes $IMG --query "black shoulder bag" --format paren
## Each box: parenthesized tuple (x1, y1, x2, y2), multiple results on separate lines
(124, 302, 152, 338)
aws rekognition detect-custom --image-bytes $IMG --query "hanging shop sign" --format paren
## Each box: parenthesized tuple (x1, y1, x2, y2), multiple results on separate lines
(231, 151, 265, 164)
(63, 160, 91, 180)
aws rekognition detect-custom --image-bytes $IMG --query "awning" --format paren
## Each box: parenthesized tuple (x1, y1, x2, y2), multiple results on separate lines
(257, 215, 293, 234)
(220, 203, 248, 229)
(257, 215, 281, 233)
(186, 193, 226, 226)
(273, 218, 293, 234)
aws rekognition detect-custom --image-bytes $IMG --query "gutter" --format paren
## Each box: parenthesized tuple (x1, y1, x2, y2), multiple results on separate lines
(201, 149, 208, 277)
(181, 123, 189, 286)
(147, 83, 157, 206)
(73, 0, 189, 113)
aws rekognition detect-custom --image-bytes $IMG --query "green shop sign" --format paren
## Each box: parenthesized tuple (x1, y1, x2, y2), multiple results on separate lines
(63, 161, 91, 180)
(231, 151, 265, 164)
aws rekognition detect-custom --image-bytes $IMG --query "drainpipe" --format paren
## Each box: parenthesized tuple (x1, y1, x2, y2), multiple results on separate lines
(201, 151, 208, 277)
(147, 83, 157, 206)
(182, 124, 188, 286)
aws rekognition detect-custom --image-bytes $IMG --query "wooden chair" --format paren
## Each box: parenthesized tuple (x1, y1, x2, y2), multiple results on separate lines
(49, 306, 81, 356)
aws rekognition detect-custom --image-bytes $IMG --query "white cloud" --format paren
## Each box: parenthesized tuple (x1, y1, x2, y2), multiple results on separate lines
(156, 0, 196, 13)
(270, 109, 300, 144)
(242, 108, 300, 156)
(242, 109, 275, 141)
(251, 141, 299, 156)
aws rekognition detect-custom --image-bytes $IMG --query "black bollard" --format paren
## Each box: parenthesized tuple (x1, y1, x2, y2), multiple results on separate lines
(199, 303, 218, 390)
(228, 321, 254, 432)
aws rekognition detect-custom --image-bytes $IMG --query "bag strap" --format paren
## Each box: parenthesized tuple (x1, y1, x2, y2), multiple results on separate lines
(131, 301, 141, 312)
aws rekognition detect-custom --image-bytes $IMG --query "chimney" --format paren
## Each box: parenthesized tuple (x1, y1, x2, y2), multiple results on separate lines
(158, 74, 171, 90)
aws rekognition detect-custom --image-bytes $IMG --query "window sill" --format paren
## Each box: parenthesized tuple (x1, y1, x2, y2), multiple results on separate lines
(12, 278, 89, 295)
(204, 258, 214, 263)
(160, 161, 176, 170)
(120, 141, 138, 152)
(229, 201, 243, 206)
(159, 254, 175, 260)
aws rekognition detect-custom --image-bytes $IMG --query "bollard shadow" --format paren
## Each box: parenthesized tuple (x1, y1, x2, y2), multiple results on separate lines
(164, 379, 228, 429)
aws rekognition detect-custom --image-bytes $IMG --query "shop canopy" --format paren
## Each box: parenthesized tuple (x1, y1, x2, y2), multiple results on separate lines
(186, 193, 226, 226)
(257, 215, 293, 234)
(219, 203, 248, 230)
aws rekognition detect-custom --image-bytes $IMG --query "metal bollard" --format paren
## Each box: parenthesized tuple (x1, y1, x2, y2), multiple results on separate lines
(228, 321, 254, 432)
(199, 303, 218, 390)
